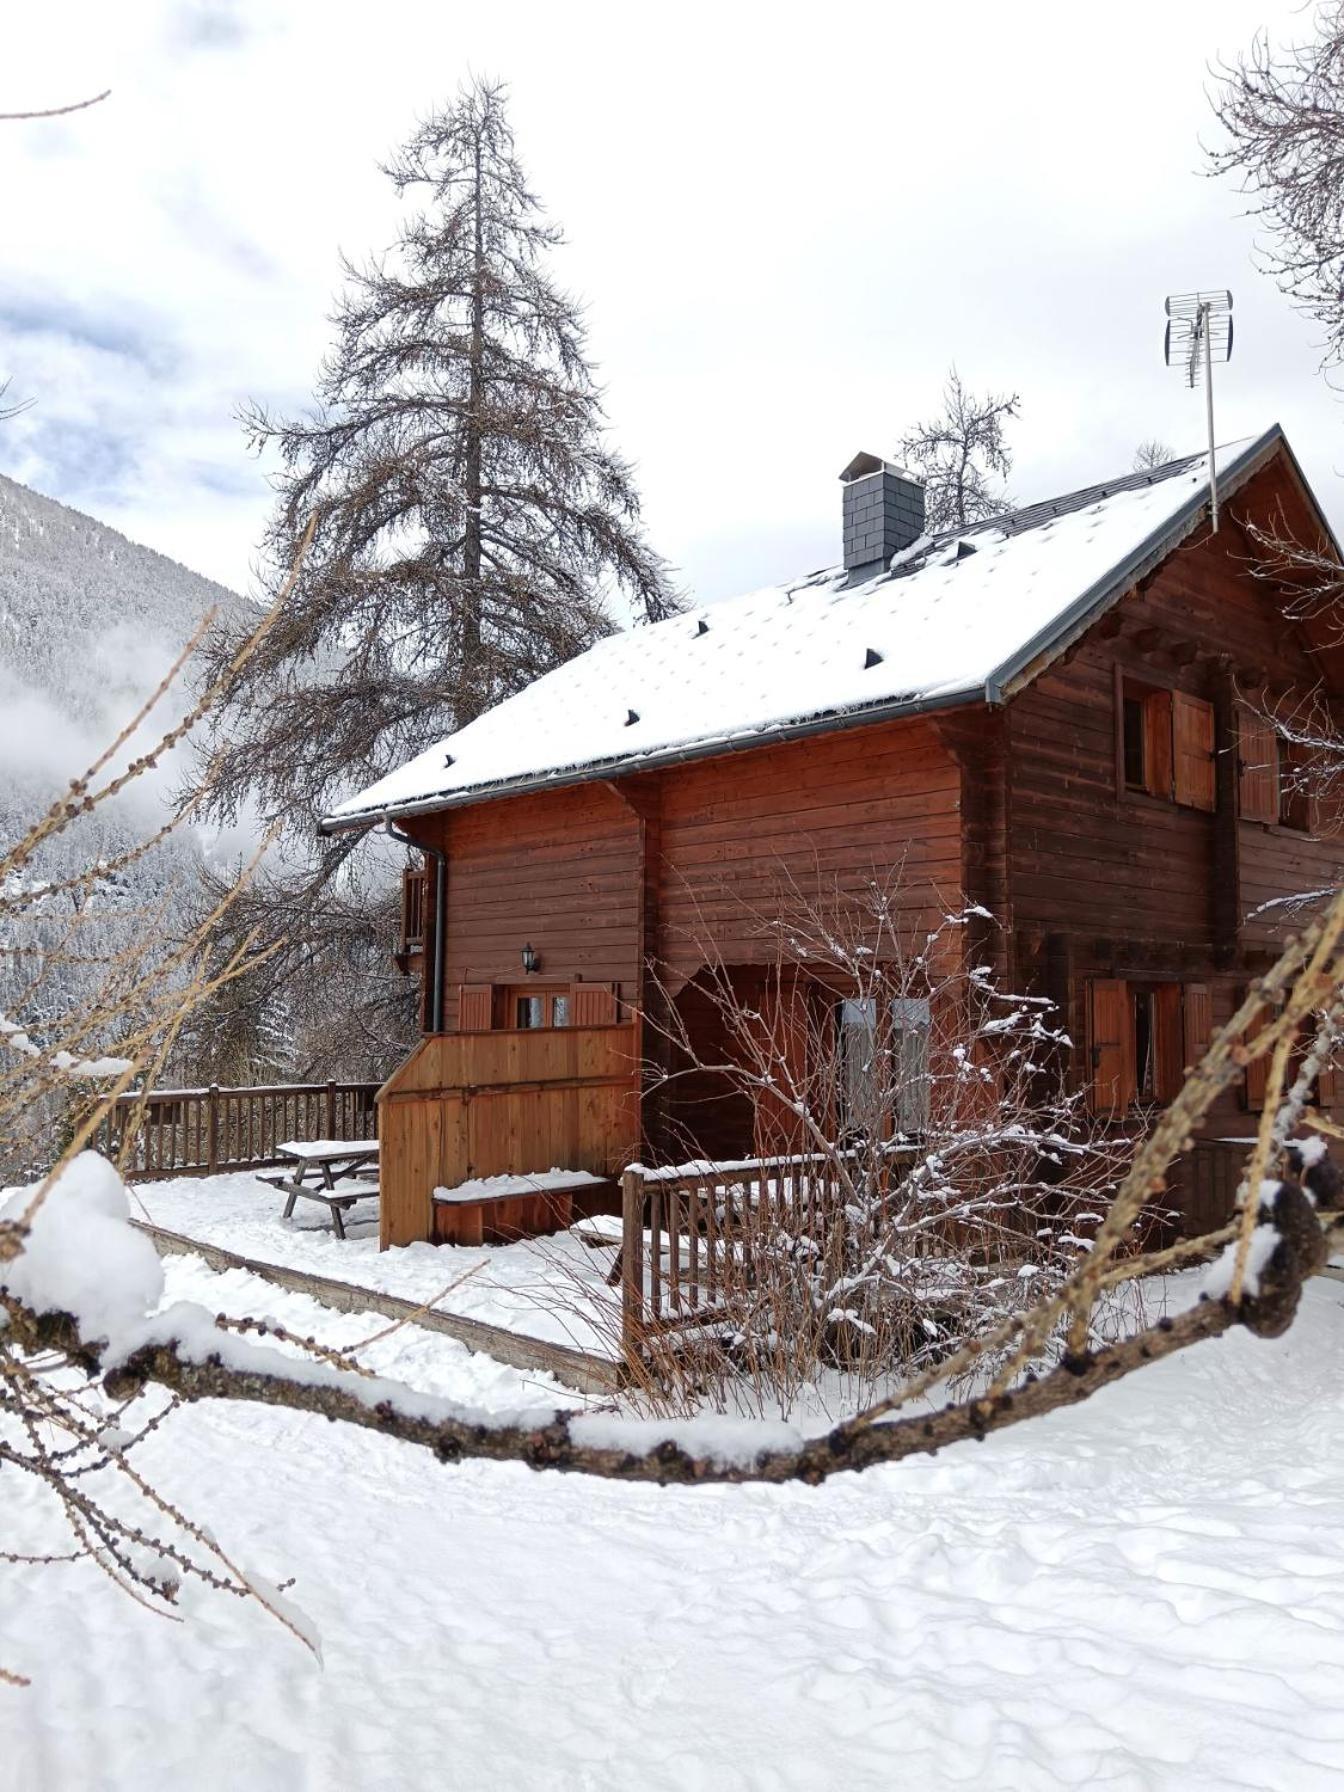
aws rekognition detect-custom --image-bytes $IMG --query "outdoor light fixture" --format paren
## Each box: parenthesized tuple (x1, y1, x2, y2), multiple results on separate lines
(520, 942, 539, 974)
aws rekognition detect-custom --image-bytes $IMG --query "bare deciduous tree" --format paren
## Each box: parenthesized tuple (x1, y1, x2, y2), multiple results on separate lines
(1210, 11, 1344, 367)
(1134, 438, 1176, 471)
(896, 367, 1020, 532)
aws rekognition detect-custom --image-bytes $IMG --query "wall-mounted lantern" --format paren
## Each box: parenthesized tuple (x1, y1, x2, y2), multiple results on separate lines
(520, 942, 540, 975)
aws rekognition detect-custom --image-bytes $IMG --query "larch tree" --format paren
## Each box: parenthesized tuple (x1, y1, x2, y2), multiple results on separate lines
(895, 367, 1020, 533)
(190, 79, 675, 1072)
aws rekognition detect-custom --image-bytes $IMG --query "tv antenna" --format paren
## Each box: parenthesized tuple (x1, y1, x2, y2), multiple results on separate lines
(1164, 290, 1233, 531)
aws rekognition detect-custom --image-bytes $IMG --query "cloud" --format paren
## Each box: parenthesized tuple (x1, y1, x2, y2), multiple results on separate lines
(1, 0, 1342, 612)
(164, 1, 251, 54)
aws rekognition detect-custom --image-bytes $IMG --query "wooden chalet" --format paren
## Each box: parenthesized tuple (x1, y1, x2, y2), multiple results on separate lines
(321, 426, 1344, 1249)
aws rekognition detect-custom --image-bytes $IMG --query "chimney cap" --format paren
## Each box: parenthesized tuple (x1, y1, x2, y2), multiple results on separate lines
(839, 450, 919, 486)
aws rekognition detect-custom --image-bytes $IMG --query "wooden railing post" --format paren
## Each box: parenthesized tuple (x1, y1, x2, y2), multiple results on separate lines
(324, 1079, 337, 1138)
(621, 1167, 645, 1372)
(206, 1085, 220, 1176)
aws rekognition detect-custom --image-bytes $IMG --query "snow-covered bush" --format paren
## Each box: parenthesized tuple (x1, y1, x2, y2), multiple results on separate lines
(627, 879, 1135, 1417)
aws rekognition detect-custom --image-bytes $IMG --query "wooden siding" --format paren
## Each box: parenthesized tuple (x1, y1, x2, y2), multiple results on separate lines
(655, 719, 965, 985)
(377, 1024, 640, 1248)
(1008, 471, 1344, 966)
(413, 782, 642, 1031)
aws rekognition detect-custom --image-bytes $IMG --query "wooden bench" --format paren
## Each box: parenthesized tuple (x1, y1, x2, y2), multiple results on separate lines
(275, 1176, 379, 1240)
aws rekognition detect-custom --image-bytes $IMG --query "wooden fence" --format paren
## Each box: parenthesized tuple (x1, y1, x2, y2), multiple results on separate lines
(98, 1080, 381, 1181)
(619, 1148, 920, 1356)
(377, 1024, 641, 1248)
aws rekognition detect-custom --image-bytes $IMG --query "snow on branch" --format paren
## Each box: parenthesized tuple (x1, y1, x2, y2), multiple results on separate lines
(0, 1153, 1325, 1491)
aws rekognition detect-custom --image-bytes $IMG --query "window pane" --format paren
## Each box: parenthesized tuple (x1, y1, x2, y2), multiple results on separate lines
(515, 996, 543, 1028)
(1133, 990, 1155, 1100)
(552, 995, 570, 1027)
(1122, 696, 1146, 788)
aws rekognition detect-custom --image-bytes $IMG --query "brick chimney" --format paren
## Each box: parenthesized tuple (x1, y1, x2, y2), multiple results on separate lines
(839, 452, 925, 581)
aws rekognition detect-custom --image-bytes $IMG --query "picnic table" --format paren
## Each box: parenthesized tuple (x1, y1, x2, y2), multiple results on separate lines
(259, 1139, 380, 1239)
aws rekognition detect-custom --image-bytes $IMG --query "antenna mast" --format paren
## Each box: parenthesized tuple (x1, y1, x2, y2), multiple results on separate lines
(1164, 290, 1234, 531)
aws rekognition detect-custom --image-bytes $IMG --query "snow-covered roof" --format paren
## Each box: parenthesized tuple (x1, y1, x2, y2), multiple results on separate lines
(324, 428, 1285, 828)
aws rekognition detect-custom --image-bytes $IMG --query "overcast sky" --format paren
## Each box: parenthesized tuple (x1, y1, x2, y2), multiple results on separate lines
(3, 0, 1342, 610)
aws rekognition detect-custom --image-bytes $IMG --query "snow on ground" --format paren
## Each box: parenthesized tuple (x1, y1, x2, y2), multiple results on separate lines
(134, 1169, 622, 1357)
(2, 1240, 1344, 1789)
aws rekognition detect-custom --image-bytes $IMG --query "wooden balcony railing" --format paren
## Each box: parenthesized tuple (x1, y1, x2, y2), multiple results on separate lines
(97, 1080, 381, 1181)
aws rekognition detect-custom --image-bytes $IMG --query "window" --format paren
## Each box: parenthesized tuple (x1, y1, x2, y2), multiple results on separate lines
(1243, 1002, 1338, 1111)
(1118, 676, 1215, 810)
(838, 998, 877, 1137)
(836, 995, 931, 1138)
(456, 981, 618, 1032)
(1088, 979, 1209, 1115)
(1133, 989, 1157, 1101)
(890, 996, 931, 1136)
(1122, 694, 1147, 789)
(514, 990, 571, 1028)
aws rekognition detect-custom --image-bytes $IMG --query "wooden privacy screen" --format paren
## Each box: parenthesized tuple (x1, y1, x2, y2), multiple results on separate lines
(376, 1023, 640, 1248)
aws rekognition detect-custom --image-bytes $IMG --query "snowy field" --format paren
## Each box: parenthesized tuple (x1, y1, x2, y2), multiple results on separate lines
(2, 1235, 1344, 1789)
(133, 1169, 621, 1356)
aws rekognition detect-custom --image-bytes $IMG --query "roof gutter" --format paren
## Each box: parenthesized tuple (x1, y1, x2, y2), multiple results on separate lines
(319, 683, 983, 831)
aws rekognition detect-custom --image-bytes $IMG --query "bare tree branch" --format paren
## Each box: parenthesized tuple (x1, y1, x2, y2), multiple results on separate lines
(0, 90, 109, 122)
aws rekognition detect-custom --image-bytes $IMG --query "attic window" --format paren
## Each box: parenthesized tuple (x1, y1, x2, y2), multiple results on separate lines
(624, 708, 639, 727)
(863, 648, 883, 669)
(954, 540, 976, 560)
(695, 618, 709, 636)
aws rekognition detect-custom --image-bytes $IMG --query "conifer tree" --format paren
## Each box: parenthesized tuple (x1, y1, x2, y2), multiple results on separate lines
(190, 80, 674, 1070)
(203, 77, 673, 834)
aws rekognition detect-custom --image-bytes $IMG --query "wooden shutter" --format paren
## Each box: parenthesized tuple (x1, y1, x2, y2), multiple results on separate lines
(458, 983, 496, 1031)
(1173, 694, 1216, 812)
(1183, 983, 1212, 1074)
(1144, 689, 1173, 799)
(1154, 984, 1185, 1101)
(1316, 1056, 1339, 1108)
(570, 982, 619, 1026)
(1088, 979, 1134, 1116)
(1238, 709, 1279, 823)
(1243, 1001, 1268, 1111)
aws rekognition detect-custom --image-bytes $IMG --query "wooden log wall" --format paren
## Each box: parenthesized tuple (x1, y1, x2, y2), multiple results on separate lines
(377, 1023, 640, 1248)
(654, 719, 965, 986)
(412, 784, 643, 1033)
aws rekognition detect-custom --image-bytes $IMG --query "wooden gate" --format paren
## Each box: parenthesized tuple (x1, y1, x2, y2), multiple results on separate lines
(377, 1024, 641, 1248)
